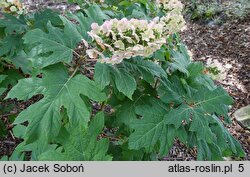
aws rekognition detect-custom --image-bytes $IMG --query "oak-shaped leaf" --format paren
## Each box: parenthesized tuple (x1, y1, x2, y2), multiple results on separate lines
(128, 98, 175, 156)
(38, 112, 112, 161)
(22, 16, 83, 69)
(6, 64, 106, 144)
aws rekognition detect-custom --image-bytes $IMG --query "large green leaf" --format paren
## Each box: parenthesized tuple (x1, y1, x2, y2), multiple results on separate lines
(165, 104, 193, 128)
(94, 58, 167, 99)
(122, 57, 168, 84)
(114, 95, 149, 127)
(165, 86, 233, 143)
(189, 109, 214, 143)
(210, 116, 245, 158)
(112, 68, 136, 100)
(6, 64, 106, 144)
(128, 99, 172, 151)
(170, 50, 190, 76)
(67, 5, 109, 41)
(33, 9, 62, 31)
(85, 4, 110, 24)
(116, 101, 137, 126)
(11, 50, 33, 74)
(6, 77, 44, 100)
(192, 87, 233, 117)
(22, 16, 83, 69)
(0, 14, 27, 34)
(0, 34, 23, 57)
(94, 62, 111, 89)
(129, 106, 165, 150)
(157, 76, 186, 104)
(39, 112, 112, 161)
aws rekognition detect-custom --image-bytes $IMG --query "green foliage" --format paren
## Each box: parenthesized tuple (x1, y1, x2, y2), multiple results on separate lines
(0, 75, 8, 95)
(7, 64, 106, 145)
(22, 17, 82, 69)
(0, 1, 245, 161)
(67, 4, 109, 40)
(0, 69, 23, 96)
(39, 112, 112, 161)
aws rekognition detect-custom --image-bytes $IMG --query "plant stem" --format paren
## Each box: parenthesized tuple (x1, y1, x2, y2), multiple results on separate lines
(154, 78, 159, 89)
(70, 66, 79, 78)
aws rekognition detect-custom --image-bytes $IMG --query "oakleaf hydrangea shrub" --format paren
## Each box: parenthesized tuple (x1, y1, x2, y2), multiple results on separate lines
(0, 0, 245, 161)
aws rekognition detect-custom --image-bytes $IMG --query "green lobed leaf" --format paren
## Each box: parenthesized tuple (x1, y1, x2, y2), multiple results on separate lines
(128, 98, 171, 151)
(0, 14, 27, 34)
(191, 87, 233, 117)
(0, 34, 23, 57)
(165, 104, 193, 128)
(11, 50, 33, 74)
(6, 64, 106, 144)
(122, 57, 168, 84)
(33, 9, 62, 31)
(22, 16, 83, 69)
(157, 76, 186, 104)
(6, 77, 44, 100)
(39, 112, 112, 161)
(114, 94, 150, 127)
(67, 5, 109, 41)
(170, 50, 190, 76)
(210, 116, 245, 158)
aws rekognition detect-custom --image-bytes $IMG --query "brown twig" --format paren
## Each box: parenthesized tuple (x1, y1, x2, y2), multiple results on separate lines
(102, 134, 121, 141)
(2, 140, 15, 145)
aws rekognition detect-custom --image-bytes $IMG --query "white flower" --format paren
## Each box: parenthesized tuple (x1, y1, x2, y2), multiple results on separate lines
(9, 6, 17, 12)
(114, 40, 125, 50)
(123, 36, 134, 44)
(141, 29, 155, 42)
(91, 23, 101, 33)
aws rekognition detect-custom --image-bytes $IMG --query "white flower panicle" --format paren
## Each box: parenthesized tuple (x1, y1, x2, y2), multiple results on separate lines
(156, 0, 183, 13)
(0, 0, 26, 15)
(158, 0, 185, 33)
(86, 0, 185, 64)
(87, 18, 167, 64)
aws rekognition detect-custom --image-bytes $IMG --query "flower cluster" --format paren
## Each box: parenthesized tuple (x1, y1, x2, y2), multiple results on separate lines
(156, 0, 183, 13)
(87, 18, 167, 64)
(158, 0, 185, 35)
(86, 0, 185, 64)
(160, 13, 185, 34)
(0, 0, 26, 15)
